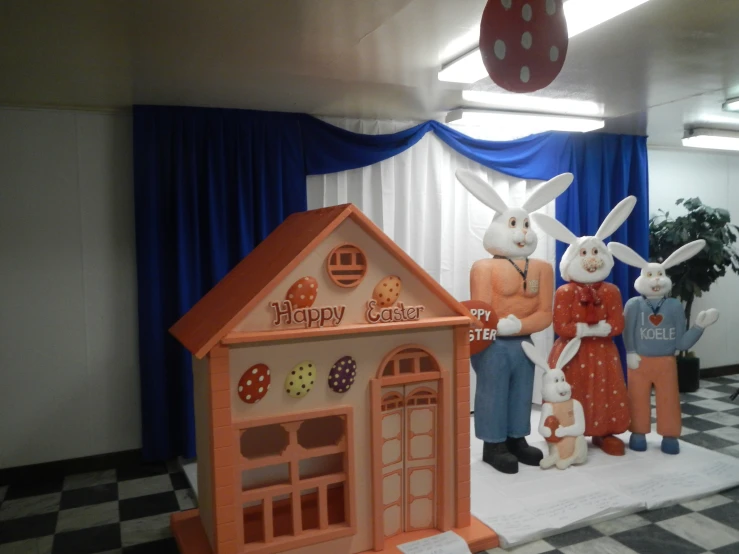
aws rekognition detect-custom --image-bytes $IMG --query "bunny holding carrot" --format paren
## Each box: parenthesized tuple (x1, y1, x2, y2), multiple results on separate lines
(608, 239, 720, 454)
(456, 169, 573, 474)
(522, 338, 588, 470)
(531, 197, 637, 456)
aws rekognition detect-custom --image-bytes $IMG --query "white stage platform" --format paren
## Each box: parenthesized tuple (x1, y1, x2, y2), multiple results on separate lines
(179, 409, 739, 550)
(470, 408, 739, 548)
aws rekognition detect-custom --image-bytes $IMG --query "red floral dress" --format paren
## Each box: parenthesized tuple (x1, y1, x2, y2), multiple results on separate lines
(548, 282, 630, 437)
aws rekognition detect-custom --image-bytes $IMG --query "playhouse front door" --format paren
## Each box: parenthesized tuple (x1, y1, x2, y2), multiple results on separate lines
(380, 381, 438, 538)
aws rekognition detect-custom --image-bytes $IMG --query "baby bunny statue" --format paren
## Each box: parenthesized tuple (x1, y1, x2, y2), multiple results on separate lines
(531, 196, 637, 457)
(456, 169, 573, 474)
(522, 338, 588, 470)
(608, 239, 720, 455)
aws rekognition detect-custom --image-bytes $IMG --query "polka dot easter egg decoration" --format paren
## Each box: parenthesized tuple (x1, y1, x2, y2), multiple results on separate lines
(372, 275, 402, 307)
(479, 0, 568, 93)
(328, 356, 357, 393)
(238, 364, 271, 404)
(285, 361, 316, 398)
(286, 277, 318, 309)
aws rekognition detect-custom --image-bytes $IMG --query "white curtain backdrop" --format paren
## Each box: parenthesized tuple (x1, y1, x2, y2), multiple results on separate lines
(306, 118, 555, 405)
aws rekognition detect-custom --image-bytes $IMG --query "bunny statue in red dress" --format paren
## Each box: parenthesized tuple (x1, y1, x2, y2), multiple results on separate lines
(531, 196, 637, 456)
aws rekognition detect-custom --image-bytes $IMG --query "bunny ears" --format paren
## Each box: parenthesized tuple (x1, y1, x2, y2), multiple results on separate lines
(608, 239, 707, 270)
(521, 338, 581, 371)
(455, 170, 574, 214)
(530, 196, 638, 245)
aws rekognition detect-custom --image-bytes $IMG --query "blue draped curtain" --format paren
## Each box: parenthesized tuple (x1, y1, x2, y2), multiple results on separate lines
(133, 107, 307, 460)
(555, 134, 649, 368)
(133, 106, 648, 461)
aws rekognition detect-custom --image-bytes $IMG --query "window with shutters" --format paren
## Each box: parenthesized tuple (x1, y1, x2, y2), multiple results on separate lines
(235, 408, 355, 552)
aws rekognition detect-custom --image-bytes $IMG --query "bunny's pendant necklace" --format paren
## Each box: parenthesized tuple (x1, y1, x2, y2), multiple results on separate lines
(642, 296, 666, 326)
(495, 256, 531, 292)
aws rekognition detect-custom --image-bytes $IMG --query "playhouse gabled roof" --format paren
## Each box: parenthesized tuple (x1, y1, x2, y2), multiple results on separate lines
(170, 203, 474, 358)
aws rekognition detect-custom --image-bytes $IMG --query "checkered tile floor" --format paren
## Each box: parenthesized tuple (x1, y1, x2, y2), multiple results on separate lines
(0, 376, 737, 554)
(0, 459, 194, 553)
(482, 374, 739, 554)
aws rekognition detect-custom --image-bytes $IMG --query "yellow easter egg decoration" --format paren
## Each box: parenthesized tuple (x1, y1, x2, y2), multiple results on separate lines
(372, 275, 402, 307)
(285, 361, 316, 398)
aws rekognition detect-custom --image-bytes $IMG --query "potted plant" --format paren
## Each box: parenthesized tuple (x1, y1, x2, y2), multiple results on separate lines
(649, 198, 739, 392)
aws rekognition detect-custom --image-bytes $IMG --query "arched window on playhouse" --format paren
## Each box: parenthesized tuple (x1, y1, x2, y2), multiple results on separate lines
(381, 391, 404, 411)
(378, 346, 440, 378)
(405, 387, 437, 406)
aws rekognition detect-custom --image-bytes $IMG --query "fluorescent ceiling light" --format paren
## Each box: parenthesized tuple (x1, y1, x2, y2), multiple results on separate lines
(682, 128, 739, 152)
(564, 0, 650, 37)
(439, 0, 652, 83)
(462, 90, 602, 116)
(439, 27, 479, 64)
(722, 97, 739, 112)
(446, 109, 604, 140)
(439, 50, 489, 84)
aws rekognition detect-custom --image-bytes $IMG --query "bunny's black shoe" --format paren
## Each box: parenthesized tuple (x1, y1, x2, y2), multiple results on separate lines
(506, 436, 544, 466)
(483, 441, 518, 474)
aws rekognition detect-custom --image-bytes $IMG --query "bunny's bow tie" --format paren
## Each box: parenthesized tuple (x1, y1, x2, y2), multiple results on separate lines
(574, 282, 603, 324)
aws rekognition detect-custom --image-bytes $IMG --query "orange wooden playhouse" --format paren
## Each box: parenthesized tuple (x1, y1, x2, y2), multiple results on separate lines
(169, 204, 498, 554)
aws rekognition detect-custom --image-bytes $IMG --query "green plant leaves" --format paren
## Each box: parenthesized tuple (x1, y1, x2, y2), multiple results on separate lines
(649, 198, 739, 323)
(682, 197, 703, 211)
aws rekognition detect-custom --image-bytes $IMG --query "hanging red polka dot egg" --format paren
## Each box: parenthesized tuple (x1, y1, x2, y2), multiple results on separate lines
(479, 0, 568, 93)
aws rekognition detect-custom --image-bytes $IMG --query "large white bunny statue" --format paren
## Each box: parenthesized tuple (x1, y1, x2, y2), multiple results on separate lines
(456, 169, 573, 474)
(531, 196, 636, 456)
(522, 338, 588, 470)
(608, 239, 720, 455)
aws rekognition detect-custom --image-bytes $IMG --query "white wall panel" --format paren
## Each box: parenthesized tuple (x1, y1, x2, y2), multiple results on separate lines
(648, 148, 739, 369)
(0, 108, 139, 468)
